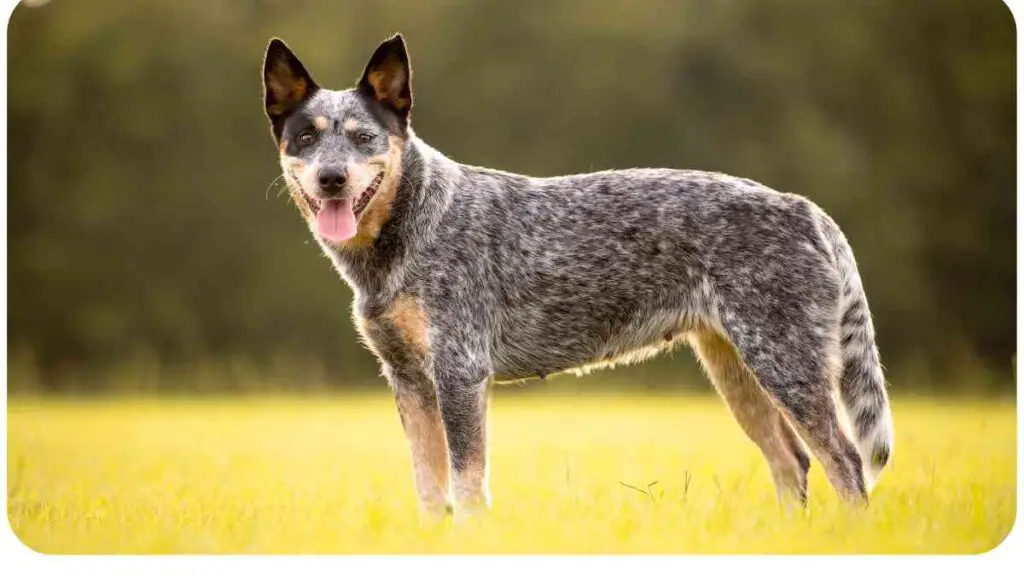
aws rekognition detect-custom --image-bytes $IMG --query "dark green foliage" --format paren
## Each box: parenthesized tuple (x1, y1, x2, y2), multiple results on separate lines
(6, 0, 1014, 391)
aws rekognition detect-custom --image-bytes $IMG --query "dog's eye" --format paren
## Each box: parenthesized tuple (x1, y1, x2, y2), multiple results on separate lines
(355, 132, 375, 145)
(297, 131, 315, 147)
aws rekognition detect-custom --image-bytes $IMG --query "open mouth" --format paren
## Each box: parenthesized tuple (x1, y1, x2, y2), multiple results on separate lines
(352, 172, 384, 218)
(300, 172, 384, 219)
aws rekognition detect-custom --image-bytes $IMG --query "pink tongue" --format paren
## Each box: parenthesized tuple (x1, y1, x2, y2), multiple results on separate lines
(316, 198, 357, 242)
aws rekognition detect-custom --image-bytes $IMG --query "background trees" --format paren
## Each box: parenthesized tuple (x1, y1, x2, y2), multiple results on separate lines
(7, 0, 1014, 392)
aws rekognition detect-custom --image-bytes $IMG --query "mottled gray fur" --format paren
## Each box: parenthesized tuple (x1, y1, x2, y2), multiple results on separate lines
(262, 34, 894, 515)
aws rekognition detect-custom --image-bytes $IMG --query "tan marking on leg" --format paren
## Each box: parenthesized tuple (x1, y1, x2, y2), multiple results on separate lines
(386, 294, 430, 356)
(313, 115, 330, 131)
(452, 456, 490, 511)
(451, 386, 492, 514)
(343, 135, 405, 248)
(759, 342, 869, 504)
(785, 404, 868, 504)
(396, 396, 448, 515)
(691, 330, 809, 506)
(395, 385, 451, 516)
(342, 118, 361, 132)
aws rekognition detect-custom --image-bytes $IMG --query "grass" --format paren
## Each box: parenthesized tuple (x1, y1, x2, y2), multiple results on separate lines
(6, 391, 1017, 554)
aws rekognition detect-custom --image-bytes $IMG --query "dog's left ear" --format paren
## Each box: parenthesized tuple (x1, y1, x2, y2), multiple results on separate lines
(357, 33, 413, 125)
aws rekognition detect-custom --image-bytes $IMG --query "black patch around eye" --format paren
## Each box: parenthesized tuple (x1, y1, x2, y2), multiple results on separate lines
(280, 113, 319, 155)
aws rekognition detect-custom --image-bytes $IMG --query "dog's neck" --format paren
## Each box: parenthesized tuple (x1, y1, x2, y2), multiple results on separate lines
(319, 130, 459, 301)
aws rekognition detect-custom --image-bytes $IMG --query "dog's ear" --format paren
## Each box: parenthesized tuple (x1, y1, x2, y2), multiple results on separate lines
(263, 38, 318, 139)
(357, 33, 413, 125)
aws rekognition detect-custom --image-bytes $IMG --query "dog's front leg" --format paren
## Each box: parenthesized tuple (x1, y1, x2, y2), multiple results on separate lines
(385, 365, 453, 518)
(433, 354, 492, 515)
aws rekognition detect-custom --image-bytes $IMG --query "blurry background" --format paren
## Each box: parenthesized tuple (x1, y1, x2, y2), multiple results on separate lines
(6, 0, 1015, 395)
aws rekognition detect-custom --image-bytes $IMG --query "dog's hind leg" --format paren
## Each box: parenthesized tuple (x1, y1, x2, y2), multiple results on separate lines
(722, 309, 869, 504)
(691, 330, 810, 506)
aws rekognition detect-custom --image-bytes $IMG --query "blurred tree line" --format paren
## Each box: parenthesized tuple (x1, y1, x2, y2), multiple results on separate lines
(6, 0, 1015, 393)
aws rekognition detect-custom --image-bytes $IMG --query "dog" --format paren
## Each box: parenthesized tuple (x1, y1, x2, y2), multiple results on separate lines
(261, 33, 894, 516)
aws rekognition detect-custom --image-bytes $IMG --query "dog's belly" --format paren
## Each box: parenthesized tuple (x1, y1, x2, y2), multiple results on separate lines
(491, 333, 686, 383)
(490, 306, 701, 383)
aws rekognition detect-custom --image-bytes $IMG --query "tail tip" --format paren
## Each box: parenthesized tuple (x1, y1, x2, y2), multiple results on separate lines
(871, 443, 891, 470)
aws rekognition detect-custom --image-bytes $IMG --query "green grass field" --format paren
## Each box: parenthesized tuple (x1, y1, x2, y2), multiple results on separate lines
(6, 392, 1017, 554)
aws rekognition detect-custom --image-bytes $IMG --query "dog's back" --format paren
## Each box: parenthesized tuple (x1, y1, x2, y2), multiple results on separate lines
(422, 164, 832, 376)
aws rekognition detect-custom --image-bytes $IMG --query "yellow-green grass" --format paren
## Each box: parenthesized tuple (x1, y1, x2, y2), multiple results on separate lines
(6, 392, 1016, 554)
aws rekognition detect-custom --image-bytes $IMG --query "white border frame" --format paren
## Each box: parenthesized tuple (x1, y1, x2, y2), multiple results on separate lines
(0, 0, 1019, 573)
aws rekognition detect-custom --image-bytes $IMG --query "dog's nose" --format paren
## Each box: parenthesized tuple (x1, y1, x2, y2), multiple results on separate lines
(317, 168, 347, 193)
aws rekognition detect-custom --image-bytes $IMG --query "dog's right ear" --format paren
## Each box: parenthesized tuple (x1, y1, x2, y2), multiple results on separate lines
(263, 38, 318, 139)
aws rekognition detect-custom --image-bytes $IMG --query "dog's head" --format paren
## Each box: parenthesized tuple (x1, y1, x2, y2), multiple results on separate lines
(262, 34, 412, 247)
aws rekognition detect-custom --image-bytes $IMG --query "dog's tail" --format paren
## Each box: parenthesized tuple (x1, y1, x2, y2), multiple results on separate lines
(819, 213, 894, 492)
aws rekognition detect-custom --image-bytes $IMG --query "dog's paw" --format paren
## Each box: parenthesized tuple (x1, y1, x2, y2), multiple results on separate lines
(417, 500, 454, 527)
(452, 497, 491, 523)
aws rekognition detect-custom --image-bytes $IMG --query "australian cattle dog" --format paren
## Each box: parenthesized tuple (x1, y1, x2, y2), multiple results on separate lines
(261, 34, 894, 517)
